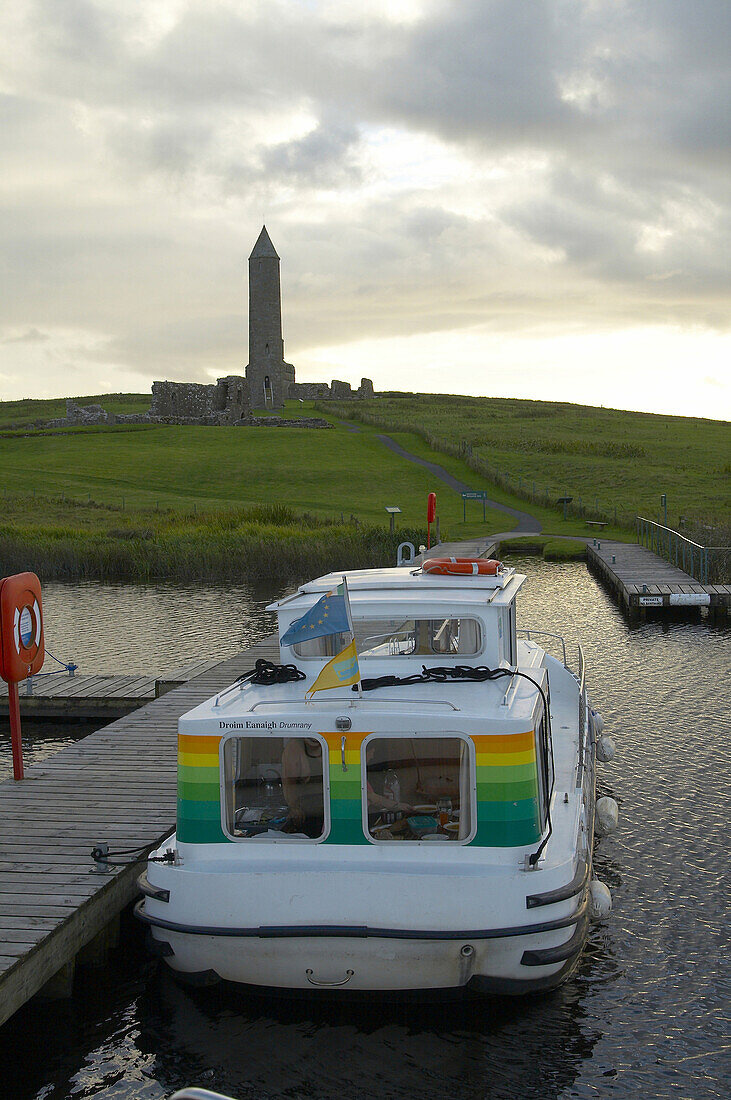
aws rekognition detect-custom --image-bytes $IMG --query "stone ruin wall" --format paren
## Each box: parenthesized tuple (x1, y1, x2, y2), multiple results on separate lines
(289, 377, 374, 401)
(46, 399, 116, 428)
(116, 376, 253, 426)
(45, 374, 374, 430)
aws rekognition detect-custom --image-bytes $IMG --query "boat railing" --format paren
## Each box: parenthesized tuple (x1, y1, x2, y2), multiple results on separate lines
(518, 628, 568, 667)
(247, 697, 461, 712)
(519, 629, 587, 775)
(577, 643, 586, 780)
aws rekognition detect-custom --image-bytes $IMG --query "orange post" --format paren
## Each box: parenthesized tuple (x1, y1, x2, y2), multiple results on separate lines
(8, 682, 23, 780)
(427, 492, 437, 550)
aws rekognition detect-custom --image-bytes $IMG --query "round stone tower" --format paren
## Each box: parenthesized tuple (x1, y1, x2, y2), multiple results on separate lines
(246, 226, 295, 409)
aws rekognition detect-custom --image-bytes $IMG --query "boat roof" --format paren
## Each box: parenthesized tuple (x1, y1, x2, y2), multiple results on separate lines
(268, 566, 525, 613)
(180, 647, 545, 730)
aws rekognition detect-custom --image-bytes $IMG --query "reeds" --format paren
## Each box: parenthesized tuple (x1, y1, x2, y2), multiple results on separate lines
(0, 504, 425, 584)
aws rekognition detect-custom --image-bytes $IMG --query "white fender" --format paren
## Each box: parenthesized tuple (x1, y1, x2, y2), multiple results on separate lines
(591, 709, 604, 736)
(589, 878, 613, 921)
(597, 734, 616, 763)
(596, 796, 619, 836)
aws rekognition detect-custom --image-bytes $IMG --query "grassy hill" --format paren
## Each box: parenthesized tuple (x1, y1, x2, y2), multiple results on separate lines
(1, 390, 725, 582)
(0, 394, 150, 431)
(321, 393, 731, 535)
(0, 395, 506, 582)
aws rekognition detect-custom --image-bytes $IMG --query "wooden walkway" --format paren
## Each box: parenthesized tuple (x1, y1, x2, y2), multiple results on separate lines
(586, 540, 731, 613)
(0, 657, 225, 719)
(0, 636, 279, 1028)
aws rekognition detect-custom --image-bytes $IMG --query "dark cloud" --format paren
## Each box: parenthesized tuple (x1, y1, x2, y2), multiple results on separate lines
(261, 118, 362, 187)
(0, 0, 728, 405)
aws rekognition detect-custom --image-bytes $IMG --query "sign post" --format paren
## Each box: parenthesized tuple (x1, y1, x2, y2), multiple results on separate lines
(384, 506, 401, 534)
(461, 490, 488, 523)
(0, 573, 45, 780)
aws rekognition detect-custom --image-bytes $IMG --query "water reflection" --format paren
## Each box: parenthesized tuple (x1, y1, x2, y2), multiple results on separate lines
(140, 972, 599, 1100)
(37, 580, 286, 676)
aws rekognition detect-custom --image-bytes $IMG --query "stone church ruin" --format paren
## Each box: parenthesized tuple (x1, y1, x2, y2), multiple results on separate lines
(46, 227, 373, 429)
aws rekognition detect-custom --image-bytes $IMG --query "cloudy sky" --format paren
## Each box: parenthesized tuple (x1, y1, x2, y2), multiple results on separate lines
(1, 0, 729, 418)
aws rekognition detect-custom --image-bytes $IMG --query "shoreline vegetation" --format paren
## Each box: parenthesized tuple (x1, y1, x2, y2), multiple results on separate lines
(497, 536, 588, 562)
(0, 502, 425, 584)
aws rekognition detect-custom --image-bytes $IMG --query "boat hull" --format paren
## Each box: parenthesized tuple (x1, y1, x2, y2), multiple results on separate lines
(136, 895, 589, 996)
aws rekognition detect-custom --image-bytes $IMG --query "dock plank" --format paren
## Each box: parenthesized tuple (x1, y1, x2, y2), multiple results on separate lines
(586, 541, 729, 613)
(0, 634, 278, 1027)
(0, 651, 248, 718)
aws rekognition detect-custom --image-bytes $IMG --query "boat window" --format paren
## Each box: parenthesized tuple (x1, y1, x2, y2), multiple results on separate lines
(291, 617, 482, 658)
(221, 736, 326, 841)
(364, 736, 474, 843)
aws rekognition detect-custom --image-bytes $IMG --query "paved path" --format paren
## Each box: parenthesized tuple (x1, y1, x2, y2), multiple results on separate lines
(337, 418, 541, 535)
(376, 435, 541, 535)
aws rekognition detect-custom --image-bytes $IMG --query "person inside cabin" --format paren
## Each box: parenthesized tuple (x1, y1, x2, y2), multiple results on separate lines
(365, 741, 413, 816)
(281, 738, 325, 838)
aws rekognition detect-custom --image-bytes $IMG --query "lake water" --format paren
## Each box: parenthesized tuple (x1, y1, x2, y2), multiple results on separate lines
(0, 561, 729, 1100)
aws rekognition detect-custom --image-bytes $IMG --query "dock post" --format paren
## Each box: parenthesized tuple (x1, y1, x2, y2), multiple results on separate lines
(8, 682, 24, 781)
(78, 917, 120, 968)
(39, 960, 75, 1002)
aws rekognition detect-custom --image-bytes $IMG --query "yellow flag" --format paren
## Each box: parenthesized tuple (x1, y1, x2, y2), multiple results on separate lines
(306, 638, 361, 697)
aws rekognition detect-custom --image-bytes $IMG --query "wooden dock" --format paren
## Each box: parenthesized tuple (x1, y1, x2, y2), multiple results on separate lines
(586, 540, 731, 613)
(0, 657, 225, 719)
(0, 636, 279, 1028)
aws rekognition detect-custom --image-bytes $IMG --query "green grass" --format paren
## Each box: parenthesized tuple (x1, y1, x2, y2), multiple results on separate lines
(0, 403, 518, 535)
(0, 395, 517, 581)
(320, 394, 731, 536)
(0, 502, 424, 584)
(0, 394, 150, 430)
(497, 536, 587, 562)
(3, 389, 724, 583)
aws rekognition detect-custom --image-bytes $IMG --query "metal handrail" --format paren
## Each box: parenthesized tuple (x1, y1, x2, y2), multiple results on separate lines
(577, 644, 586, 781)
(518, 628, 568, 667)
(635, 516, 730, 585)
(519, 629, 586, 776)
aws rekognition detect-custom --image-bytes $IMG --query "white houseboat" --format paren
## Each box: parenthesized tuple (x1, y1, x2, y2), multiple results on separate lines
(137, 560, 610, 995)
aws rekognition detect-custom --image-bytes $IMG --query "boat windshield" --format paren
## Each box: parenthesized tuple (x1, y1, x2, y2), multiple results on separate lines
(365, 736, 474, 843)
(291, 616, 482, 658)
(221, 736, 326, 841)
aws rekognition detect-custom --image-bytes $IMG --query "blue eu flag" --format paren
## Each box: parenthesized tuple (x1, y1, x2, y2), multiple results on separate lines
(280, 589, 351, 647)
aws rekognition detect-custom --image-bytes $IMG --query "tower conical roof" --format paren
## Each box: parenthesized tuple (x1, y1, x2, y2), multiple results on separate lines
(249, 225, 279, 260)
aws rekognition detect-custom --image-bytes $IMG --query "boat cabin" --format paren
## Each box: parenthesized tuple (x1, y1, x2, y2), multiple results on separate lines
(177, 566, 553, 857)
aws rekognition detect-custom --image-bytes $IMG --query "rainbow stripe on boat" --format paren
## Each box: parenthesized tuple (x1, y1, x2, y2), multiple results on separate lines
(176, 730, 541, 847)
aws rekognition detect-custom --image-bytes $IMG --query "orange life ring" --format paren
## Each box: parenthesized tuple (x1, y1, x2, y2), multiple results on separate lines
(422, 557, 502, 576)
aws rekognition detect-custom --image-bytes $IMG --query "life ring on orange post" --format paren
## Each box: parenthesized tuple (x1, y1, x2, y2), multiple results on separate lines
(422, 557, 503, 576)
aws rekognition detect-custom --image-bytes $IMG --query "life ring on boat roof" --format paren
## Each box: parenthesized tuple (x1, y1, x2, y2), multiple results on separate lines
(421, 557, 503, 576)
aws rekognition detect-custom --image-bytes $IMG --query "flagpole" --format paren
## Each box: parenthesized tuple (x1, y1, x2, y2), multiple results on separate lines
(341, 575, 362, 698)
